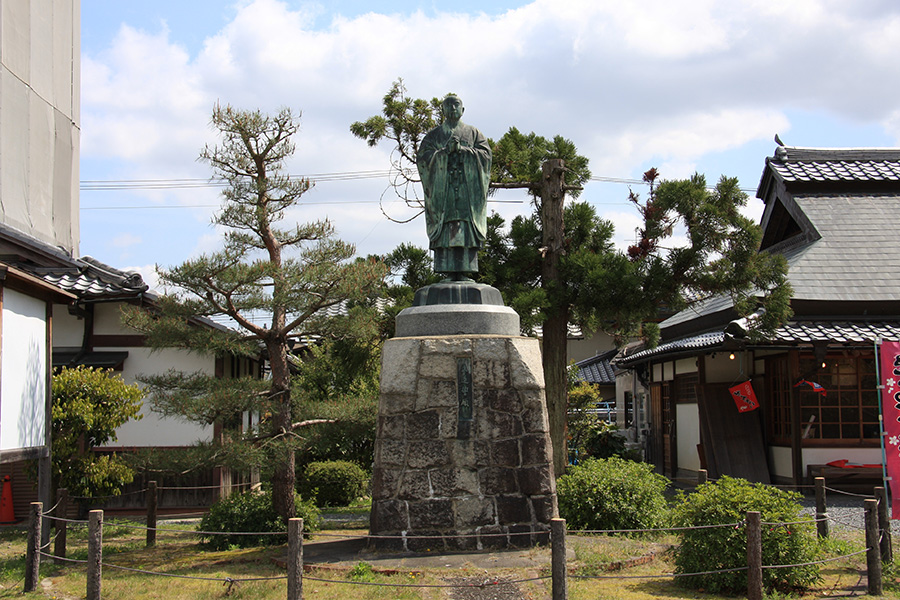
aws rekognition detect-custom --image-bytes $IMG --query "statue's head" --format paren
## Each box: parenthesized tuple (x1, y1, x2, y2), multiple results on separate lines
(442, 94, 464, 123)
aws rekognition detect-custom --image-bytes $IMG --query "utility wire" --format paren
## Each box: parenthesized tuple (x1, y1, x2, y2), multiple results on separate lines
(78, 170, 757, 212)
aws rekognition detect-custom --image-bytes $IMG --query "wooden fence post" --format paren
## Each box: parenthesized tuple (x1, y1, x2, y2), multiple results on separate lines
(876, 486, 893, 563)
(746, 511, 762, 600)
(87, 510, 103, 600)
(865, 498, 883, 596)
(147, 481, 158, 547)
(814, 477, 829, 538)
(24, 502, 42, 593)
(551, 518, 567, 600)
(697, 469, 707, 485)
(55, 488, 68, 562)
(287, 518, 303, 600)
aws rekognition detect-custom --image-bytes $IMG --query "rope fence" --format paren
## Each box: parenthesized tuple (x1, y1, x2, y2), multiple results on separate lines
(24, 500, 889, 600)
(20, 475, 893, 600)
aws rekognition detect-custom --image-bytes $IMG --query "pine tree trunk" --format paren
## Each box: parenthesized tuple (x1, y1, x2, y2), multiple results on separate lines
(540, 159, 568, 477)
(267, 341, 296, 521)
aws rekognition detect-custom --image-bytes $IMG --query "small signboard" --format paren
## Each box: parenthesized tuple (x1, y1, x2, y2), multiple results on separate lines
(728, 380, 759, 413)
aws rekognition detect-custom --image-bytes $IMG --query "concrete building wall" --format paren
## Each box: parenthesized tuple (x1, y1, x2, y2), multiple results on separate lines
(0, 0, 80, 254)
(0, 288, 48, 451)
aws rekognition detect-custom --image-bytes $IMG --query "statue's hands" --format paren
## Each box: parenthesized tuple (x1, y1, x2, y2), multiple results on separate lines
(447, 136, 460, 153)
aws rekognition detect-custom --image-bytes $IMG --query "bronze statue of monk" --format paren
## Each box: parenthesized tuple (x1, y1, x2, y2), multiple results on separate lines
(417, 95, 492, 279)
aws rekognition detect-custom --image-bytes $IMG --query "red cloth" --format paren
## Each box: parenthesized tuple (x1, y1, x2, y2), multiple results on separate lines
(825, 459, 881, 469)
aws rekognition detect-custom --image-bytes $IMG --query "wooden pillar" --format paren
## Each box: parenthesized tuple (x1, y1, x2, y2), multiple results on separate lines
(24, 502, 42, 593)
(55, 488, 68, 562)
(87, 510, 103, 600)
(746, 511, 762, 600)
(814, 477, 829, 538)
(865, 499, 883, 596)
(551, 518, 568, 600)
(540, 158, 568, 477)
(146, 481, 158, 547)
(287, 518, 303, 600)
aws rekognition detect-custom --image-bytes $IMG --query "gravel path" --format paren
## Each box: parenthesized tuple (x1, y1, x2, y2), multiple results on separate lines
(799, 490, 897, 534)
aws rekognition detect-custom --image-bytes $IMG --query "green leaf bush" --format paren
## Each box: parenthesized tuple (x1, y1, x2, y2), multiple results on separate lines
(672, 476, 820, 594)
(300, 460, 369, 507)
(556, 456, 670, 533)
(199, 488, 319, 550)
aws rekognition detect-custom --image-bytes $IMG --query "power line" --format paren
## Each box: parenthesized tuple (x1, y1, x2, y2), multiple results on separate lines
(79, 170, 394, 191)
(78, 170, 756, 211)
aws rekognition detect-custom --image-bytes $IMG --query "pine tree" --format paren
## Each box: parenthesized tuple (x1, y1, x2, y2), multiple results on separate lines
(357, 82, 791, 477)
(125, 105, 386, 519)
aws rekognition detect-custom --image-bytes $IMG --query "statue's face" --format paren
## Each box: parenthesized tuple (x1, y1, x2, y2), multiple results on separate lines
(443, 97, 464, 122)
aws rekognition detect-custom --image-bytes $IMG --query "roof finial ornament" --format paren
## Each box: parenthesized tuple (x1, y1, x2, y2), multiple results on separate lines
(774, 134, 788, 159)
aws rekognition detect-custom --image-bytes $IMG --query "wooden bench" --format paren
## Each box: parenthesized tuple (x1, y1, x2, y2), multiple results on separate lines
(806, 464, 885, 494)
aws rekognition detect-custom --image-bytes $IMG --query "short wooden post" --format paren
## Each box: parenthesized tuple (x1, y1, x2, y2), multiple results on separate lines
(87, 510, 103, 600)
(697, 469, 707, 485)
(287, 518, 303, 600)
(814, 477, 829, 538)
(551, 518, 567, 600)
(876, 486, 893, 563)
(55, 488, 68, 562)
(865, 498, 883, 596)
(746, 511, 762, 600)
(24, 502, 42, 593)
(147, 480, 158, 547)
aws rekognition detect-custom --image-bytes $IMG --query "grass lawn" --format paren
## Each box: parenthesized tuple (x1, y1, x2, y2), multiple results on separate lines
(0, 513, 896, 599)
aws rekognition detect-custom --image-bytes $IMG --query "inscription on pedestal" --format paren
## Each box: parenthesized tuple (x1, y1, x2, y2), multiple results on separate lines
(457, 357, 473, 420)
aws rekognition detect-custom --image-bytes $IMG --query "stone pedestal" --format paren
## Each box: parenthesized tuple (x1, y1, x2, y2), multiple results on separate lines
(369, 335, 558, 551)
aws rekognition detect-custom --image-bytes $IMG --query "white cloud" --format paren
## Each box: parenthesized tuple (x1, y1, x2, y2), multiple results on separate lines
(111, 233, 142, 248)
(79, 0, 900, 270)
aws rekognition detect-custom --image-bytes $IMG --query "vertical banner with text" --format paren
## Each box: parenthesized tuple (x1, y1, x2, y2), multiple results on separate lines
(879, 340, 900, 519)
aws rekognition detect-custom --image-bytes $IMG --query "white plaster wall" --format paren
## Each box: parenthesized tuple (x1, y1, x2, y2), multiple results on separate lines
(0, 0, 80, 254)
(103, 347, 215, 447)
(93, 302, 130, 335)
(567, 330, 616, 363)
(769, 446, 792, 480)
(676, 403, 701, 472)
(768, 446, 883, 480)
(51, 303, 83, 347)
(0, 288, 47, 450)
(704, 352, 755, 383)
(802, 447, 882, 469)
(674, 357, 698, 375)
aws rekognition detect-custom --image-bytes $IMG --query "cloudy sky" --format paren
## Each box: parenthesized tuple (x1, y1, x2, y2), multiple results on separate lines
(79, 0, 900, 286)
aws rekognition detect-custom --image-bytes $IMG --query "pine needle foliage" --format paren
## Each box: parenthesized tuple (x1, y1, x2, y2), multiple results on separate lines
(124, 104, 386, 519)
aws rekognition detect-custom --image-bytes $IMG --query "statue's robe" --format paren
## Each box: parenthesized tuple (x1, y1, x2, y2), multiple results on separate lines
(417, 120, 492, 275)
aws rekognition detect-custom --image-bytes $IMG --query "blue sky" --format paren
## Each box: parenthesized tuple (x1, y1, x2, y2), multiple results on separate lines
(79, 0, 900, 287)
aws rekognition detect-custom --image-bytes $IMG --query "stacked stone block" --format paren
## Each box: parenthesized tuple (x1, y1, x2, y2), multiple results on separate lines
(370, 335, 558, 551)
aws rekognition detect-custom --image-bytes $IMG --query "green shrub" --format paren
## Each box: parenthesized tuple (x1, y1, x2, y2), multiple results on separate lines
(295, 395, 377, 473)
(300, 460, 369, 507)
(672, 476, 820, 594)
(556, 456, 670, 533)
(199, 488, 319, 550)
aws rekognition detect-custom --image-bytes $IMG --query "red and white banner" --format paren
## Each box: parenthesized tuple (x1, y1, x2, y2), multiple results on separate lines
(729, 380, 759, 413)
(879, 340, 900, 518)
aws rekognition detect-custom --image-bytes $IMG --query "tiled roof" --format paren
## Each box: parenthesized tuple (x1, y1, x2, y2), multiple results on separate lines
(771, 320, 900, 344)
(617, 331, 725, 364)
(31, 256, 148, 300)
(618, 320, 900, 364)
(574, 350, 618, 385)
(779, 195, 900, 301)
(768, 148, 900, 184)
(662, 146, 900, 332)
